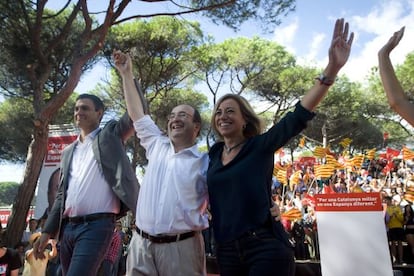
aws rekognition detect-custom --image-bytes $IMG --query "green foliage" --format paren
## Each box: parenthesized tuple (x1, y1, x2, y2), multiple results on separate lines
(0, 182, 19, 206)
(0, 98, 33, 162)
(191, 34, 396, 151)
(101, 17, 205, 110)
(191, 36, 303, 115)
(302, 77, 385, 151)
(149, 88, 209, 130)
(0, 3, 99, 100)
(192, 0, 296, 32)
(0, 0, 297, 248)
(366, 54, 414, 141)
(0, 96, 75, 162)
(398, 51, 414, 98)
(97, 17, 209, 168)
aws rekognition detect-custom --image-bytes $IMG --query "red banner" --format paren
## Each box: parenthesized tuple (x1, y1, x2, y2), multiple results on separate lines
(45, 135, 77, 164)
(315, 193, 382, 212)
(0, 208, 34, 227)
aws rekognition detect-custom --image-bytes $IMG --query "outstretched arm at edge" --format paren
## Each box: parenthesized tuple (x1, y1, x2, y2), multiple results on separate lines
(378, 27, 414, 127)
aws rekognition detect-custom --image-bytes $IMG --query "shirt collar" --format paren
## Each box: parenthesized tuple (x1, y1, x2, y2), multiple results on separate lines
(76, 127, 101, 142)
(169, 141, 204, 158)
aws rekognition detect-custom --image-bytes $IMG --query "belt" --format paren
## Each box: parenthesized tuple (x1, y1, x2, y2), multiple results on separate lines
(135, 227, 196, 244)
(65, 213, 116, 224)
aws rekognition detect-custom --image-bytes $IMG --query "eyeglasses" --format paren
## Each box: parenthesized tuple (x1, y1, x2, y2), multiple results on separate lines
(167, 111, 193, 120)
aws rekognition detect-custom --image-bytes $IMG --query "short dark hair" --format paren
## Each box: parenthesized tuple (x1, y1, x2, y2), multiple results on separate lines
(192, 107, 202, 124)
(76, 94, 105, 112)
(191, 106, 202, 137)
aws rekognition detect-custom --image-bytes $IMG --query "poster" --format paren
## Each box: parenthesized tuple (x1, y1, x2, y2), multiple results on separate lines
(34, 124, 77, 219)
(315, 193, 393, 276)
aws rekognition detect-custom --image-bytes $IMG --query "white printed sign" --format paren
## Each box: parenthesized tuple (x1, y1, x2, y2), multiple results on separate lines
(315, 193, 393, 276)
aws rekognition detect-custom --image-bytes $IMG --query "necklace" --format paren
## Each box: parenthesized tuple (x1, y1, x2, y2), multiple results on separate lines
(223, 141, 245, 154)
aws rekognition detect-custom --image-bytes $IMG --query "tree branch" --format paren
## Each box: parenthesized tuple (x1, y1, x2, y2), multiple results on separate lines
(113, 0, 235, 25)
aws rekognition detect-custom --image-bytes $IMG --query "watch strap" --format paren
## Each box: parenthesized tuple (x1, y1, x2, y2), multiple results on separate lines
(315, 73, 335, 86)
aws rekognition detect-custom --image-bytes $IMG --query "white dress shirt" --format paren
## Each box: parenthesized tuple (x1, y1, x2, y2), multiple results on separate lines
(64, 128, 120, 217)
(134, 116, 209, 235)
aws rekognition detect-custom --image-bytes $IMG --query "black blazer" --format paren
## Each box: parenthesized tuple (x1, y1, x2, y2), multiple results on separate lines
(43, 113, 140, 238)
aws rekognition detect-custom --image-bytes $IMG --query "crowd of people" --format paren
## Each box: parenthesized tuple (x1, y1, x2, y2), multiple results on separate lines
(0, 16, 413, 276)
(266, 158, 414, 265)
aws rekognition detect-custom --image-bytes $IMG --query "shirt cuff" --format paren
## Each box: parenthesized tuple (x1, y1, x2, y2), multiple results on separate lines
(295, 102, 316, 121)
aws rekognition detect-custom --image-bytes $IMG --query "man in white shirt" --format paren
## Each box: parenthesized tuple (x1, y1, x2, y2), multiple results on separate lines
(33, 93, 140, 276)
(114, 51, 208, 275)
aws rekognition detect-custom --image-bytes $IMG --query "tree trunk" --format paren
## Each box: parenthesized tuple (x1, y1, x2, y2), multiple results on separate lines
(4, 121, 49, 247)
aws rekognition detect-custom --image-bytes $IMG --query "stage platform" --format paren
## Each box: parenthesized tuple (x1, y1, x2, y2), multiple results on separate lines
(206, 257, 414, 276)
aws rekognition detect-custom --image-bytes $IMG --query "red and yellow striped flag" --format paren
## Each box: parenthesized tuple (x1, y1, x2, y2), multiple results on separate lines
(365, 148, 376, 160)
(313, 146, 327, 158)
(273, 162, 285, 177)
(299, 137, 306, 148)
(273, 162, 288, 186)
(281, 208, 302, 221)
(402, 146, 414, 161)
(350, 155, 364, 169)
(405, 184, 414, 203)
(339, 138, 352, 148)
(325, 154, 344, 169)
(276, 169, 288, 186)
(314, 164, 335, 178)
(289, 170, 302, 190)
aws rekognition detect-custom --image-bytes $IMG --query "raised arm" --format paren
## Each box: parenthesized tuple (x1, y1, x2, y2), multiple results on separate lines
(113, 50, 145, 121)
(301, 18, 354, 111)
(378, 27, 414, 127)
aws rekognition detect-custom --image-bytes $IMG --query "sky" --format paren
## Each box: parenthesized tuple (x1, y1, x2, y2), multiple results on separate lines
(1, 0, 414, 182)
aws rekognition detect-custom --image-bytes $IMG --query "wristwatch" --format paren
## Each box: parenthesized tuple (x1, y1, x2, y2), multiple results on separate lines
(315, 73, 335, 86)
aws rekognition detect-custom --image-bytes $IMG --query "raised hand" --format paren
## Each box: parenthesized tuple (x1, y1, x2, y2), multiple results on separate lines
(328, 18, 354, 70)
(113, 50, 133, 77)
(379, 27, 405, 57)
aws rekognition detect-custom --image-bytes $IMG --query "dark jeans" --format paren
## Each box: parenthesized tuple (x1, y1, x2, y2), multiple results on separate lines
(216, 226, 295, 276)
(59, 217, 115, 276)
(46, 255, 61, 276)
(98, 259, 114, 276)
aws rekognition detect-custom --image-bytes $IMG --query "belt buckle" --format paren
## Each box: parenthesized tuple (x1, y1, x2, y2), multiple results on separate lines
(137, 228, 144, 237)
(175, 233, 181, 242)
